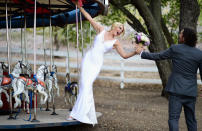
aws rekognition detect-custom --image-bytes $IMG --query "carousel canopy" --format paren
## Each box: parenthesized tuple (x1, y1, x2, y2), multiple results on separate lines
(0, 0, 108, 28)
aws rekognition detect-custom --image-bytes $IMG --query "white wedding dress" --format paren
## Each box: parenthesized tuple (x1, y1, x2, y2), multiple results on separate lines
(70, 30, 117, 125)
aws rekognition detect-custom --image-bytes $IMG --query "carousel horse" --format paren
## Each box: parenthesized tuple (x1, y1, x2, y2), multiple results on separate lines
(12, 62, 33, 112)
(11, 61, 27, 92)
(64, 73, 78, 111)
(0, 62, 8, 76)
(0, 62, 9, 108)
(0, 88, 9, 108)
(0, 61, 26, 108)
(45, 65, 60, 102)
(13, 65, 49, 109)
(35, 65, 49, 105)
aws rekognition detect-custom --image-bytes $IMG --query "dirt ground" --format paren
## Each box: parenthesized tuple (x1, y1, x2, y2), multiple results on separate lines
(1, 53, 202, 131)
(19, 82, 202, 131)
(1, 40, 202, 131)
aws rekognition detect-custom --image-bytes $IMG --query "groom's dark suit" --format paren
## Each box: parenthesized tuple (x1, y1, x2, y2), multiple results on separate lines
(141, 44, 202, 131)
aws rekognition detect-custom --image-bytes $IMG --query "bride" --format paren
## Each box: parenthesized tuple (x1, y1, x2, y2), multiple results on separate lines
(68, 1, 142, 125)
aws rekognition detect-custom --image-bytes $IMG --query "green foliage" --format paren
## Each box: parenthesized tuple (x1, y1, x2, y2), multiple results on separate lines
(46, 0, 201, 49)
(97, 4, 127, 26)
(124, 4, 147, 31)
(199, 10, 202, 26)
(199, 32, 202, 43)
(162, 0, 180, 44)
(198, 0, 202, 8)
(56, 21, 96, 51)
(53, 4, 127, 50)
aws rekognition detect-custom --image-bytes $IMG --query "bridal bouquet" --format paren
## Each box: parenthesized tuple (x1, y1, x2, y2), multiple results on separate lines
(134, 32, 150, 46)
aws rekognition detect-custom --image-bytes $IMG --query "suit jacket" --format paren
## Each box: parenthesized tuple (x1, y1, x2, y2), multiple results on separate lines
(141, 44, 202, 97)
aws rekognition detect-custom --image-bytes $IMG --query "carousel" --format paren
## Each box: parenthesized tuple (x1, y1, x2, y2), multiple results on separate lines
(0, 0, 106, 129)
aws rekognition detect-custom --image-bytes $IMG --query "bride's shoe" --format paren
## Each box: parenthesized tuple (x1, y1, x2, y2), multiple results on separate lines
(66, 116, 75, 121)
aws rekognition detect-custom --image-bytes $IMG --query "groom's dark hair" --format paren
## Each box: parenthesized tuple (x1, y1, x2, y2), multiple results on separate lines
(182, 28, 197, 47)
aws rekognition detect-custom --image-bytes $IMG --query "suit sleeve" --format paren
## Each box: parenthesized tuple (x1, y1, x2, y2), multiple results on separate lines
(141, 47, 172, 60)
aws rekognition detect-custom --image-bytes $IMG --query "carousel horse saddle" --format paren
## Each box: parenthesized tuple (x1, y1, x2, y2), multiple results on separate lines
(33, 75, 45, 87)
(38, 79, 45, 87)
(19, 76, 33, 86)
(1, 76, 12, 86)
(50, 71, 55, 77)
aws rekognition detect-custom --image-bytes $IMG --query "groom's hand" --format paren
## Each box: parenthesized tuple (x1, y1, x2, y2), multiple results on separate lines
(135, 44, 144, 55)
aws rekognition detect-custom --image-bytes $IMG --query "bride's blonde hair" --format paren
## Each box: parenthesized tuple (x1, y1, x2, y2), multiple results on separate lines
(111, 22, 125, 36)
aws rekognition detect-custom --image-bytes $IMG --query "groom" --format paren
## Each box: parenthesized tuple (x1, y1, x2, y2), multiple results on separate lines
(135, 28, 202, 131)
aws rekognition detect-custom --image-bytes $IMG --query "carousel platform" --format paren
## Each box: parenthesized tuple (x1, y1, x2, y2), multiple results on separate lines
(0, 108, 102, 129)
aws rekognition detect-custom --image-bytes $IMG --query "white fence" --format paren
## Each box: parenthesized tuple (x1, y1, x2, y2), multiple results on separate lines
(0, 47, 201, 87)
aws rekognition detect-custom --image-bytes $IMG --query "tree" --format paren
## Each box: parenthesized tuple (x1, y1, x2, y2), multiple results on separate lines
(52, 0, 200, 97)
(179, 0, 200, 31)
(110, 0, 171, 96)
(109, 0, 200, 96)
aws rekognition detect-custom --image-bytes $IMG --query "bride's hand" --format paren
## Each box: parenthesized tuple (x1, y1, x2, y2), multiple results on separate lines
(132, 39, 137, 45)
(72, 0, 80, 7)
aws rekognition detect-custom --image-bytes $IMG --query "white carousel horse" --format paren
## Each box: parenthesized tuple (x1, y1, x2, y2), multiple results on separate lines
(0, 61, 25, 89)
(12, 62, 33, 112)
(35, 65, 49, 105)
(13, 64, 49, 109)
(0, 62, 9, 108)
(11, 61, 27, 92)
(8, 61, 27, 108)
(45, 65, 60, 102)
(64, 73, 78, 111)
(0, 61, 26, 108)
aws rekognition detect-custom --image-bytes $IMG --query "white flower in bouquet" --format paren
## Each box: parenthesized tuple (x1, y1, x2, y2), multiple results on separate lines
(134, 32, 150, 46)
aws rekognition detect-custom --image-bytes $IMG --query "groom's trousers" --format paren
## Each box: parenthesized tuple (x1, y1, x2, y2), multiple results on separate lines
(168, 93, 197, 131)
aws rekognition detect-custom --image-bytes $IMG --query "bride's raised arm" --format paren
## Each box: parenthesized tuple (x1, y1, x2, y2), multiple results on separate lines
(74, 1, 104, 34)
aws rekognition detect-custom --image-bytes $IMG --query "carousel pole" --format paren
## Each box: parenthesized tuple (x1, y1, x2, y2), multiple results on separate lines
(89, 23, 92, 47)
(76, 5, 80, 95)
(66, 25, 70, 74)
(6, 0, 14, 120)
(43, 14, 50, 111)
(24, 12, 31, 113)
(21, 13, 24, 61)
(9, 2, 12, 68)
(50, 27, 57, 115)
(80, 12, 84, 57)
(43, 27, 47, 66)
(44, 26, 50, 111)
(31, 0, 39, 122)
(49, 0, 53, 73)
(24, 14, 27, 63)
(49, 0, 57, 115)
